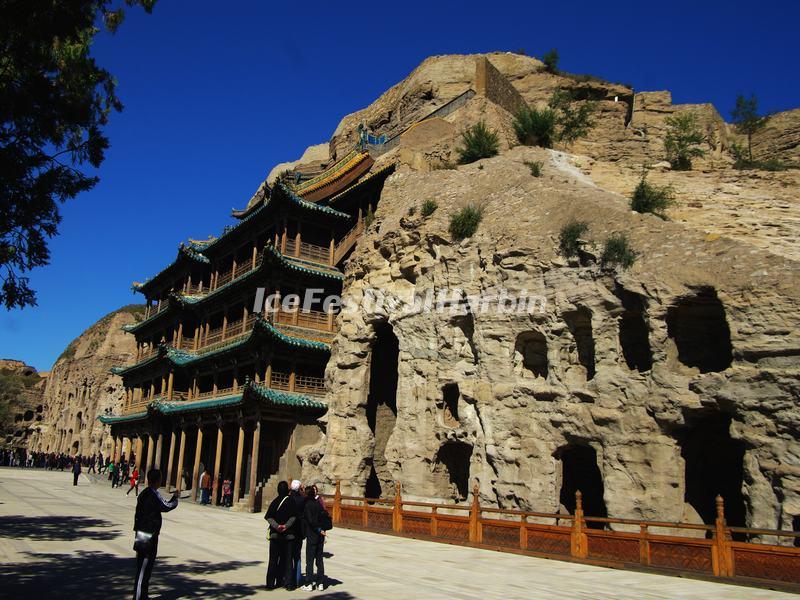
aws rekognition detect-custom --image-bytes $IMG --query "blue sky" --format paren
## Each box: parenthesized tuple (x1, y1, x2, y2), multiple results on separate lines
(2, 0, 799, 371)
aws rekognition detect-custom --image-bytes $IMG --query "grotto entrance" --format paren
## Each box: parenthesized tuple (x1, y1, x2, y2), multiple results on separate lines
(556, 444, 607, 529)
(434, 441, 472, 501)
(365, 321, 399, 498)
(680, 413, 746, 529)
(666, 288, 732, 373)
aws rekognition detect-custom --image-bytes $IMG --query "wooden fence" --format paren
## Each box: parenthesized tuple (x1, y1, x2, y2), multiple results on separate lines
(325, 482, 800, 590)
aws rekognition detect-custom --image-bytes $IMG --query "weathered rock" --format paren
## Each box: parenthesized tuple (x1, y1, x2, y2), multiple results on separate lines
(0, 359, 47, 448)
(751, 108, 800, 166)
(29, 305, 142, 456)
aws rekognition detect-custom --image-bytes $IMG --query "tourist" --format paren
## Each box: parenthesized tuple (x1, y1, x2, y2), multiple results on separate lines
(222, 478, 233, 507)
(199, 468, 212, 505)
(133, 469, 179, 600)
(289, 479, 307, 588)
(72, 456, 81, 486)
(127, 466, 140, 497)
(300, 486, 328, 591)
(264, 480, 297, 591)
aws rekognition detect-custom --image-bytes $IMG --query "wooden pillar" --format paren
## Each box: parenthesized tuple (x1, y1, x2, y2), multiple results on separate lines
(165, 430, 177, 490)
(333, 481, 342, 523)
(294, 224, 301, 258)
(222, 310, 228, 340)
(193, 325, 200, 351)
(329, 235, 335, 266)
(167, 370, 174, 401)
(145, 433, 155, 473)
(233, 422, 245, 504)
(111, 436, 119, 463)
(176, 322, 184, 349)
(468, 483, 481, 543)
(327, 309, 334, 332)
(247, 420, 262, 512)
(212, 424, 224, 506)
(154, 432, 164, 477)
(175, 429, 187, 492)
(714, 495, 734, 577)
(242, 305, 248, 334)
(191, 425, 204, 502)
(392, 482, 403, 533)
(289, 362, 296, 392)
(252, 243, 258, 269)
(135, 437, 143, 471)
(280, 219, 287, 254)
(570, 490, 588, 558)
(265, 359, 273, 388)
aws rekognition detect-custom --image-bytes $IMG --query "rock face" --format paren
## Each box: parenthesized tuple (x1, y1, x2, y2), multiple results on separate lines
(312, 146, 800, 535)
(0, 359, 47, 447)
(268, 52, 800, 533)
(752, 108, 800, 166)
(29, 305, 142, 456)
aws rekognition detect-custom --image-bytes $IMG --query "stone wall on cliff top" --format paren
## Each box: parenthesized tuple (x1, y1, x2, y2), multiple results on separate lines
(29, 305, 142, 456)
(304, 145, 800, 534)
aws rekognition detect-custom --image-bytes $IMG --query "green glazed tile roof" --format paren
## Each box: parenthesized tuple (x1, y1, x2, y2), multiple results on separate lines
(155, 393, 244, 414)
(98, 411, 148, 424)
(133, 245, 210, 295)
(248, 382, 326, 410)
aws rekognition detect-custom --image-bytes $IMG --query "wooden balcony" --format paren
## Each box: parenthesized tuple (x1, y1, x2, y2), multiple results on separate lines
(282, 237, 332, 267)
(267, 371, 326, 397)
(144, 299, 170, 319)
(214, 251, 262, 289)
(135, 345, 160, 363)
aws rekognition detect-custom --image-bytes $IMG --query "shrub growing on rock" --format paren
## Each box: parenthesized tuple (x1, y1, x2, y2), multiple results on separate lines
(549, 90, 595, 147)
(559, 219, 589, 257)
(449, 204, 484, 240)
(457, 121, 499, 164)
(664, 112, 706, 170)
(421, 199, 438, 216)
(630, 175, 674, 219)
(601, 233, 637, 269)
(513, 107, 557, 148)
(525, 160, 543, 177)
(542, 48, 559, 74)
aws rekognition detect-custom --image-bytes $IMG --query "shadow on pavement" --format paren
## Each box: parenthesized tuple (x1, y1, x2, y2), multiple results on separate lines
(0, 515, 122, 541)
(0, 551, 262, 599)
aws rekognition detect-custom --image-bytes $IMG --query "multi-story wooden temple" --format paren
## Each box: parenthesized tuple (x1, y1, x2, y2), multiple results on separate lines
(100, 149, 393, 511)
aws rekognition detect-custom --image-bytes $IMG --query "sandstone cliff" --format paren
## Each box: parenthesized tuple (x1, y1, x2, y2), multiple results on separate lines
(0, 359, 46, 448)
(29, 305, 143, 456)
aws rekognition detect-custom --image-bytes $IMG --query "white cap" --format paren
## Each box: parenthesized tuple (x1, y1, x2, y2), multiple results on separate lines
(290, 479, 301, 491)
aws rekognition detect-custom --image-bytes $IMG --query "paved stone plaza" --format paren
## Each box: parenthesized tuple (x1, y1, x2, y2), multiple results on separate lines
(0, 468, 794, 599)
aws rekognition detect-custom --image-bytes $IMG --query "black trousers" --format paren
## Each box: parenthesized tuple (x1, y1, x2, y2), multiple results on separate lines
(305, 534, 325, 583)
(266, 538, 293, 589)
(73, 473, 79, 486)
(134, 536, 158, 600)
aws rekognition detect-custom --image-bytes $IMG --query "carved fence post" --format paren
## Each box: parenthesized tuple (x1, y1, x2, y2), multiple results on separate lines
(332, 480, 342, 524)
(520, 513, 528, 550)
(639, 523, 650, 566)
(393, 482, 403, 533)
(469, 484, 482, 544)
(570, 490, 588, 559)
(713, 495, 734, 577)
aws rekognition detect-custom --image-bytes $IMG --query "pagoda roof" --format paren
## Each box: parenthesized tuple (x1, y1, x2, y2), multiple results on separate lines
(112, 316, 330, 377)
(322, 163, 396, 206)
(98, 381, 325, 424)
(133, 245, 209, 296)
(123, 245, 343, 335)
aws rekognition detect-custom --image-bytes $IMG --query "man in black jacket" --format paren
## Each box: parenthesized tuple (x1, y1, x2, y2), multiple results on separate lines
(300, 486, 327, 591)
(133, 469, 179, 600)
(264, 480, 297, 590)
(72, 458, 81, 486)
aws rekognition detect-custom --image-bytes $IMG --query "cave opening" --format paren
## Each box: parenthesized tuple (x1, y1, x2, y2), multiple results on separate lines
(557, 444, 607, 528)
(442, 383, 460, 427)
(564, 308, 596, 380)
(515, 330, 548, 378)
(435, 441, 472, 501)
(680, 413, 746, 529)
(365, 464, 382, 499)
(617, 288, 652, 372)
(666, 288, 733, 373)
(365, 322, 399, 497)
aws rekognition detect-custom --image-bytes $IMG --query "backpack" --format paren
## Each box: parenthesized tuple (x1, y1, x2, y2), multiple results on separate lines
(319, 509, 333, 531)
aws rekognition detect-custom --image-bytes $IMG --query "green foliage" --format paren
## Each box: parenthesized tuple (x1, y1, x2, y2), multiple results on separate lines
(0, 0, 156, 309)
(630, 174, 674, 219)
(664, 113, 706, 170)
(457, 122, 500, 164)
(449, 204, 484, 241)
(559, 220, 589, 257)
(601, 233, 637, 269)
(731, 94, 769, 162)
(549, 90, 596, 146)
(407, 205, 417, 216)
(730, 141, 789, 171)
(513, 107, 557, 148)
(516, 92, 596, 148)
(542, 48, 559, 74)
(525, 160, 543, 177)
(421, 199, 438, 217)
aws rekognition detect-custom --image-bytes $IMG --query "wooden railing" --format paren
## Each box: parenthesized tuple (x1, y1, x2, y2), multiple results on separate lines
(333, 219, 364, 264)
(324, 483, 800, 590)
(136, 345, 160, 362)
(144, 299, 169, 319)
(283, 238, 331, 266)
(193, 386, 237, 401)
(268, 371, 325, 397)
(273, 307, 333, 332)
(183, 282, 206, 295)
(195, 315, 256, 354)
(215, 251, 263, 289)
